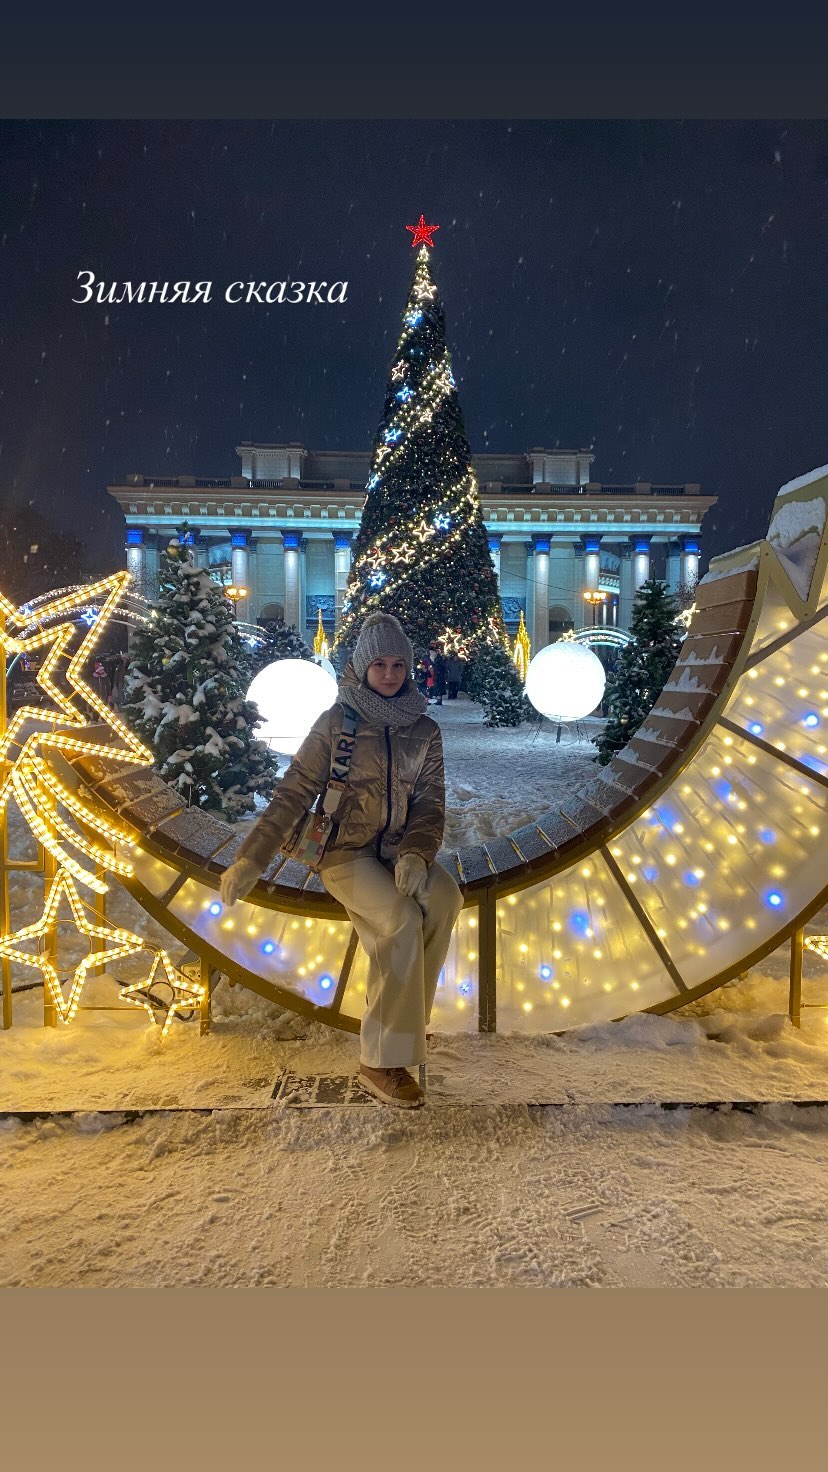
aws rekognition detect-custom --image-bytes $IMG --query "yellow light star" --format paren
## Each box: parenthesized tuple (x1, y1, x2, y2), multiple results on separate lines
(0, 866, 149, 1024)
(0, 573, 153, 889)
(0, 572, 150, 767)
(120, 953, 206, 1040)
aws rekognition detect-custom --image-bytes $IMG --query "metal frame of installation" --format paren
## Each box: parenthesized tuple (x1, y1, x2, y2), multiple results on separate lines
(2, 467, 828, 1040)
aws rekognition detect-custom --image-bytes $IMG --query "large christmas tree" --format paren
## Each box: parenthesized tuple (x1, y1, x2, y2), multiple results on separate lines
(594, 578, 684, 766)
(122, 543, 281, 817)
(334, 218, 526, 725)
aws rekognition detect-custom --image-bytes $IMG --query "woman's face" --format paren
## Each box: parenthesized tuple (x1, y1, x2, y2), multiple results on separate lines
(366, 656, 408, 697)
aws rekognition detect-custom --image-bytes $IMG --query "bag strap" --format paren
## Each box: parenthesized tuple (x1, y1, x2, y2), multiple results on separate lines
(321, 703, 359, 816)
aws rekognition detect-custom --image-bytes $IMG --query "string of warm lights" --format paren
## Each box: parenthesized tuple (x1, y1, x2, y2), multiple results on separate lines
(336, 240, 509, 657)
(0, 573, 203, 1036)
(119, 951, 206, 1040)
(512, 610, 531, 682)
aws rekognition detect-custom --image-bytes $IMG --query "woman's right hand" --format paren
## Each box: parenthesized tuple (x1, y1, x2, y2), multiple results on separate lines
(219, 858, 261, 907)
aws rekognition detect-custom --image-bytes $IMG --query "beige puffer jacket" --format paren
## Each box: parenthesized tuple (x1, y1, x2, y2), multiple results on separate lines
(237, 669, 446, 875)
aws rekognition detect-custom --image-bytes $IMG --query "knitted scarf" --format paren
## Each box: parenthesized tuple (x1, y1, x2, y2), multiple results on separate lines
(337, 663, 429, 729)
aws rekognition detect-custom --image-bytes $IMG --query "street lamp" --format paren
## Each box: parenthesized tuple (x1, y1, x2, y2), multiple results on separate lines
(583, 589, 607, 627)
(225, 584, 248, 619)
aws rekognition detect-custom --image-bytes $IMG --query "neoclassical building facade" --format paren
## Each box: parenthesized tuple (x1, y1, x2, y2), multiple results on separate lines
(108, 442, 716, 650)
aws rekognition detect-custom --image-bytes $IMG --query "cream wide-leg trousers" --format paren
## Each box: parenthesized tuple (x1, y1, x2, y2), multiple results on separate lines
(320, 854, 463, 1069)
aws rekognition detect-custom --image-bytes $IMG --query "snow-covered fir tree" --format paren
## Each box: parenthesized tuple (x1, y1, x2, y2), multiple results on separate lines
(465, 643, 532, 727)
(122, 543, 281, 817)
(334, 224, 525, 726)
(249, 617, 314, 678)
(594, 578, 684, 765)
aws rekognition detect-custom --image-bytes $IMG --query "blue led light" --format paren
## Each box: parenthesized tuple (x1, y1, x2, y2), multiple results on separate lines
(804, 713, 820, 728)
(539, 965, 552, 980)
(261, 941, 276, 955)
(405, 310, 423, 326)
(208, 902, 222, 917)
(642, 866, 658, 882)
(748, 722, 764, 736)
(570, 911, 589, 934)
(384, 427, 402, 443)
(459, 981, 472, 996)
(759, 828, 776, 844)
(655, 806, 679, 831)
(766, 891, 784, 909)
(713, 778, 733, 802)
(367, 473, 380, 490)
(320, 975, 333, 991)
(684, 871, 701, 887)
(396, 387, 412, 402)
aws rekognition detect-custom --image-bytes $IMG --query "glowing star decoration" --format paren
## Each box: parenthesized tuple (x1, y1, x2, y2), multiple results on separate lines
(0, 573, 153, 892)
(119, 951, 206, 1040)
(525, 642, 606, 722)
(405, 214, 440, 249)
(804, 935, 828, 964)
(247, 658, 338, 755)
(0, 866, 149, 1024)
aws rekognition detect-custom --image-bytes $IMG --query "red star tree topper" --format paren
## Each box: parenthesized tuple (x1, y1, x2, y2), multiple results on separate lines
(406, 214, 440, 248)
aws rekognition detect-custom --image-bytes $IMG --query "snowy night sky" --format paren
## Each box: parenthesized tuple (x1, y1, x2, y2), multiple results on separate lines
(1, 117, 827, 574)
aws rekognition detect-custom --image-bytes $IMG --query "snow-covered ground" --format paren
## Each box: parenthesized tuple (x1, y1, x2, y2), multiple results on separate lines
(3, 696, 828, 1287)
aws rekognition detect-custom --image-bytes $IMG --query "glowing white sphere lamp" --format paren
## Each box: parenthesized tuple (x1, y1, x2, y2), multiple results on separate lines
(313, 654, 337, 681)
(247, 659, 338, 755)
(525, 642, 606, 721)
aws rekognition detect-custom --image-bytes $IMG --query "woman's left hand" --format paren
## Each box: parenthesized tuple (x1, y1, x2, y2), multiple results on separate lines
(394, 853, 428, 900)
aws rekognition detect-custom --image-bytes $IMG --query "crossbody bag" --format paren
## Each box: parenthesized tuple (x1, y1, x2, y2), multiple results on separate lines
(281, 705, 359, 870)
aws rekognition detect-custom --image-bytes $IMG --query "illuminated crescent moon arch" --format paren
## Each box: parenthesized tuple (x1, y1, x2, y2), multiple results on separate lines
(562, 626, 633, 651)
(7, 466, 828, 1037)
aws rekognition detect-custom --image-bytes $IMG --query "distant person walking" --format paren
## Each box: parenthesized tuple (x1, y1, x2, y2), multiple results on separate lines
(429, 643, 446, 706)
(446, 652, 463, 700)
(414, 656, 431, 700)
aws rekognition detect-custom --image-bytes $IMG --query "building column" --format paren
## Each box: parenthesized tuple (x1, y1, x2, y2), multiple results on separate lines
(125, 527, 148, 596)
(632, 534, 652, 591)
(523, 542, 535, 644)
(531, 535, 550, 653)
(282, 531, 302, 631)
(580, 534, 601, 628)
(618, 547, 635, 632)
(230, 531, 250, 617)
(665, 538, 683, 594)
(681, 535, 700, 595)
(333, 532, 352, 631)
(488, 534, 502, 585)
(582, 534, 601, 593)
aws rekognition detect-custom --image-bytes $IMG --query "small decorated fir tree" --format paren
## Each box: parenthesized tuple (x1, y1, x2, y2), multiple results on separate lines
(465, 644, 532, 727)
(594, 578, 684, 765)
(250, 617, 314, 677)
(122, 544, 280, 817)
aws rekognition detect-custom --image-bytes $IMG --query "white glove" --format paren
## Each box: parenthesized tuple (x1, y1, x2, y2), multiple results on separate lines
(394, 853, 428, 901)
(219, 858, 261, 907)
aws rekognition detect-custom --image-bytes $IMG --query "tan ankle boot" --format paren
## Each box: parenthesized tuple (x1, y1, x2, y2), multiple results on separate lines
(357, 1064, 424, 1109)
